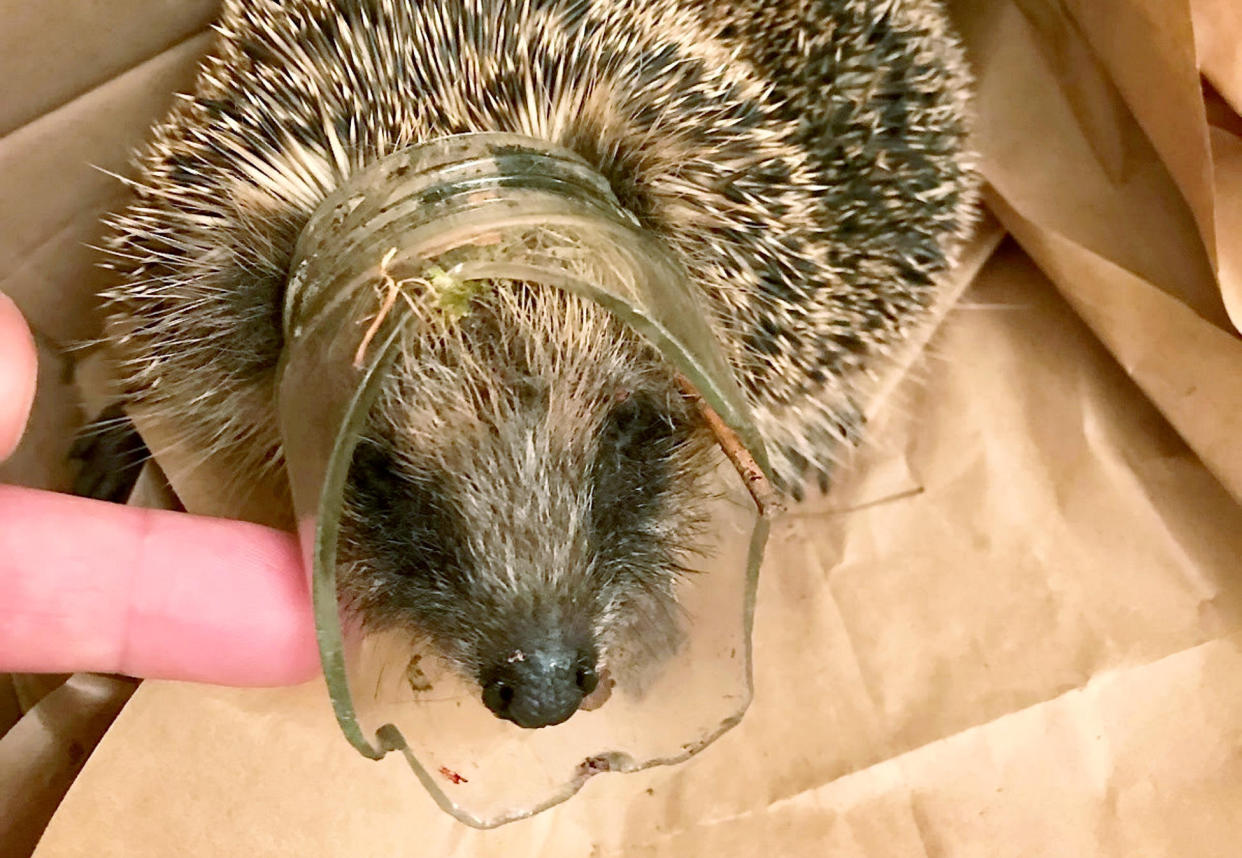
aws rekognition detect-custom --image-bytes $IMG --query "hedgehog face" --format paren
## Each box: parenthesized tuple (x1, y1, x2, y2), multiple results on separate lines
(336, 285, 711, 728)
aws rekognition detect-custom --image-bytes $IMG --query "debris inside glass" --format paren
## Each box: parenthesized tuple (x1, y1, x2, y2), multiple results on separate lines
(276, 133, 774, 827)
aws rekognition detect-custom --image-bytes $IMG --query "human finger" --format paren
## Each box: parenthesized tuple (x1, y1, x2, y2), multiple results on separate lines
(0, 485, 320, 685)
(0, 291, 38, 459)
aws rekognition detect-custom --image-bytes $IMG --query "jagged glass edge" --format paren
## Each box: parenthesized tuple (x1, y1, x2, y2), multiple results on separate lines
(308, 273, 773, 828)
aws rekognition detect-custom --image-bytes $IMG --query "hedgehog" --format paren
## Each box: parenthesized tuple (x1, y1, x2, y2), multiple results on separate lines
(93, 0, 979, 729)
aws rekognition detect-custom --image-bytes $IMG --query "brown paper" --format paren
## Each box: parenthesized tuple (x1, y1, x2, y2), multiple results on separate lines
(951, 0, 1242, 499)
(0, 1, 217, 138)
(3, 0, 1242, 854)
(1192, 0, 1242, 116)
(0, 676, 137, 858)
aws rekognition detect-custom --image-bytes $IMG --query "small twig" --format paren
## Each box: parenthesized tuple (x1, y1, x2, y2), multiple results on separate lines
(675, 375, 783, 517)
(353, 247, 402, 368)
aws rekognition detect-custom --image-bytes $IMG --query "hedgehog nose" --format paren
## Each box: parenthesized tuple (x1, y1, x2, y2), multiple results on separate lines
(481, 643, 599, 729)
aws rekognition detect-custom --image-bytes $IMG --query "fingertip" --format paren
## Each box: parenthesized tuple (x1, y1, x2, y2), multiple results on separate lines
(119, 505, 322, 686)
(0, 292, 38, 460)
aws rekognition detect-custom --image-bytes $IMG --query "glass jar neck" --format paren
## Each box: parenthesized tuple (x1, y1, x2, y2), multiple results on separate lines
(282, 131, 766, 470)
(284, 133, 630, 335)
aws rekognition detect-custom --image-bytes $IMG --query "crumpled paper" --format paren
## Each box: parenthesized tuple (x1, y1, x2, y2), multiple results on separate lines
(3, 0, 1242, 854)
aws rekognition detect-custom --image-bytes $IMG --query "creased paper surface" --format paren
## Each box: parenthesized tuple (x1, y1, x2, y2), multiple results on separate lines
(2, 0, 1241, 854)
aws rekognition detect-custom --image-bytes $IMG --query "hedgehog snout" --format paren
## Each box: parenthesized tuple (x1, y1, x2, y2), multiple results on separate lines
(480, 637, 600, 729)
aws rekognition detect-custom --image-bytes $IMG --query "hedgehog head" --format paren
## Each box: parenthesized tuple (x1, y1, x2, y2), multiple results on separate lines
(336, 281, 713, 728)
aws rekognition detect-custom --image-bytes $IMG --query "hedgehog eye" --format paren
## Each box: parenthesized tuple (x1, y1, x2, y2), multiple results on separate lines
(603, 393, 674, 456)
(343, 439, 469, 592)
(590, 392, 686, 538)
(346, 439, 398, 496)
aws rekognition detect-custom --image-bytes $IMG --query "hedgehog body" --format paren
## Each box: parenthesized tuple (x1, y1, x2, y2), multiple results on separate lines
(103, 0, 978, 727)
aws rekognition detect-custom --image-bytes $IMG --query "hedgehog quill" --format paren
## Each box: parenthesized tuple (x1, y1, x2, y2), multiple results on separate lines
(97, 0, 979, 729)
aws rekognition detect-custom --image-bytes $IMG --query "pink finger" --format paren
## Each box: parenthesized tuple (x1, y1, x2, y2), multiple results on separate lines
(0, 485, 320, 685)
(0, 292, 39, 459)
